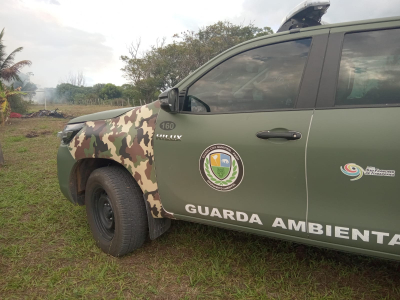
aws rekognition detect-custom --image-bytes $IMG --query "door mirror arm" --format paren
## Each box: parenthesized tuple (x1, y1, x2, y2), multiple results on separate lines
(161, 88, 179, 113)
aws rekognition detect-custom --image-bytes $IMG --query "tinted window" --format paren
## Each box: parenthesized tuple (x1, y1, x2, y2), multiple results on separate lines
(336, 29, 400, 106)
(184, 39, 312, 113)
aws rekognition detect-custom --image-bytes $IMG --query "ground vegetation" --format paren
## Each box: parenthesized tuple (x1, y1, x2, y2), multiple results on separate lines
(0, 105, 400, 299)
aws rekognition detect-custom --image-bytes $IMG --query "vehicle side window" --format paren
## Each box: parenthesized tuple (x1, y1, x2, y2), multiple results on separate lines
(336, 29, 400, 106)
(184, 38, 312, 113)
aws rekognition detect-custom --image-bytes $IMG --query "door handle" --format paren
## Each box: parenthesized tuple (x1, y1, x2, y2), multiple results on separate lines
(256, 130, 302, 140)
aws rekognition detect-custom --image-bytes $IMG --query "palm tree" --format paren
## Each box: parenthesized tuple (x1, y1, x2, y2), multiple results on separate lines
(0, 28, 32, 82)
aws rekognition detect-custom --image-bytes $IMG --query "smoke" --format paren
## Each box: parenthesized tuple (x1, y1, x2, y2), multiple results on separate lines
(32, 88, 57, 104)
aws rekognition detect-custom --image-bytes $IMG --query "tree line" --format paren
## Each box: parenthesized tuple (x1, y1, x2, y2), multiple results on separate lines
(120, 21, 273, 103)
(1, 20, 274, 114)
(55, 82, 140, 106)
(56, 21, 273, 106)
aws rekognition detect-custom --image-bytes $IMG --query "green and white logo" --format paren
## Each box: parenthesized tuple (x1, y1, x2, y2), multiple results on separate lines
(199, 144, 244, 192)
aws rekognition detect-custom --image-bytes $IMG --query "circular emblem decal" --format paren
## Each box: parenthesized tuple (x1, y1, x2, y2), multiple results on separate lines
(199, 144, 244, 192)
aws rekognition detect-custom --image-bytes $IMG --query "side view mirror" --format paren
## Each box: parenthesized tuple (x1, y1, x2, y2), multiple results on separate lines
(160, 88, 179, 113)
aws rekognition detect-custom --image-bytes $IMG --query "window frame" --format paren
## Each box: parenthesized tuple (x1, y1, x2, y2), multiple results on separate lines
(316, 25, 400, 109)
(179, 34, 328, 115)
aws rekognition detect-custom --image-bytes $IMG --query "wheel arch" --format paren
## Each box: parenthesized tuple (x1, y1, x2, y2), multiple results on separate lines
(66, 101, 173, 220)
(69, 158, 122, 205)
(70, 157, 172, 240)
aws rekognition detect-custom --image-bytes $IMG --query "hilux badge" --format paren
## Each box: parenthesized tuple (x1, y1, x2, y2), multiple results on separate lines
(199, 144, 244, 191)
(156, 134, 182, 141)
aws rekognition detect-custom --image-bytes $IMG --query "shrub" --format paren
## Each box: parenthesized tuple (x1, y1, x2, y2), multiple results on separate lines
(8, 94, 30, 114)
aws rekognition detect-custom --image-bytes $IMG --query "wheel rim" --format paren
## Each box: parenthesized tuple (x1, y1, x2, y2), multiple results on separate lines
(92, 187, 115, 240)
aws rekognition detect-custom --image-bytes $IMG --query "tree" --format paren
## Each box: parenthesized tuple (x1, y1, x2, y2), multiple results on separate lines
(13, 79, 37, 101)
(73, 93, 87, 104)
(173, 21, 273, 71)
(56, 83, 79, 103)
(0, 28, 32, 82)
(93, 83, 105, 96)
(55, 82, 123, 104)
(120, 21, 273, 103)
(99, 83, 122, 100)
(121, 84, 140, 106)
(62, 71, 86, 87)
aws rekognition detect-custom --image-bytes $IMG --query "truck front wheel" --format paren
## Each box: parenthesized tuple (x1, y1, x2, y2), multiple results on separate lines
(85, 166, 148, 256)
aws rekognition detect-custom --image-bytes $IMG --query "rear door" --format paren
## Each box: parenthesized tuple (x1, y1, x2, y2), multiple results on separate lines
(155, 30, 328, 238)
(307, 22, 400, 257)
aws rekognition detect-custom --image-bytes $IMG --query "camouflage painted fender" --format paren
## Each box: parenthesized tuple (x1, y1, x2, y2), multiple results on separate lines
(69, 101, 171, 218)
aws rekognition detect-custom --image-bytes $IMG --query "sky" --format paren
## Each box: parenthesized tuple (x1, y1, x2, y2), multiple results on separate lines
(1, 0, 400, 89)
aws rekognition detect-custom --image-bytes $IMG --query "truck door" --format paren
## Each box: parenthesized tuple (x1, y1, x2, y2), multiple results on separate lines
(308, 26, 400, 258)
(155, 31, 328, 239)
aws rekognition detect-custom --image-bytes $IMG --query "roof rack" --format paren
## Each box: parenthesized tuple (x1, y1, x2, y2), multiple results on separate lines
(277, 0, 330, 33)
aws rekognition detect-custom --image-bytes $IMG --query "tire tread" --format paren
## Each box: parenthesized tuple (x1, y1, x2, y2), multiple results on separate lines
(85, 166, 148, 256)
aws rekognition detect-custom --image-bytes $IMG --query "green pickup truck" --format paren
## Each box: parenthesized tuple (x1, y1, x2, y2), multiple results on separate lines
(57, 2, 400, 260)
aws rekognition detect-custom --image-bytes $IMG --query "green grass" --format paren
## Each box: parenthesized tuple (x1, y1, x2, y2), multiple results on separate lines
(1, 105, 400, 299)
(6, 135, 26, 143)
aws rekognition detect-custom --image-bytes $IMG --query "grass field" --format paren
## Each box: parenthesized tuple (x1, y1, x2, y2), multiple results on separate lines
(1, 104, 400, 299)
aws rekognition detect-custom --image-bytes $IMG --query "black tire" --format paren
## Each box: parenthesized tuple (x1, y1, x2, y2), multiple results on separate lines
(85, 166, 148, 256)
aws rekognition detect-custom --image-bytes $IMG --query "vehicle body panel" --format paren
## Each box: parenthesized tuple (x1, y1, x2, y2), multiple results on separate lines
(308, 107, 400, 255)
(68, 107, 134, 124)
(67, 101, 168, 218)
(154, 110, 313, 236)
(57, 144, 76, 202)
(154, 30, 328, 238)
(307, 20, 400, 256)
(329, 19, 400, 34)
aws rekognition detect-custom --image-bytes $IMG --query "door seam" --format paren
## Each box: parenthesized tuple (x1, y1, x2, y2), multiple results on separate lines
(305, 110, 314, 234)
